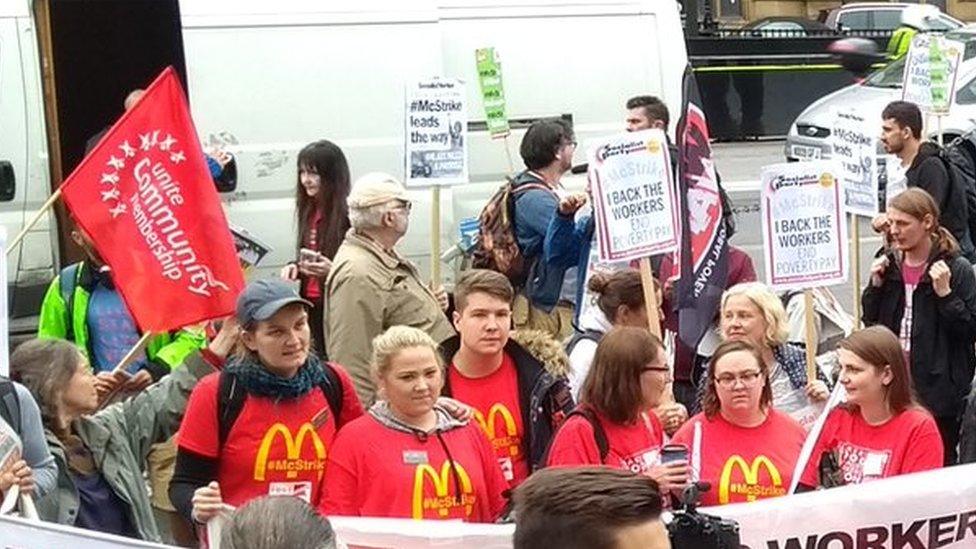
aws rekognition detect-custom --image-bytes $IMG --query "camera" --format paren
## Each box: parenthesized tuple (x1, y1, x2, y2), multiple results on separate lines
(668, 482, 742, 549)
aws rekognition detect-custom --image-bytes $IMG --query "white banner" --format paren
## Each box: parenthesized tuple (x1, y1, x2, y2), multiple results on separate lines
(404, 78, 468, 186)
(902, 33, 964, 114)
(830, 108, 879, 217)
(711, 464, 976, 549)
(588, 128, 679, 262)
(0, 514, 170, 548)
(3, 465, 976, 549)
(761, 161, 848, 291)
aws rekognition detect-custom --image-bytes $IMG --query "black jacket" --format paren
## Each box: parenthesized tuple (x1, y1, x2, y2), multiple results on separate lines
(905, 143, 975, 261)
(440, 336, 574, 472)
(862, 247, 976, 418)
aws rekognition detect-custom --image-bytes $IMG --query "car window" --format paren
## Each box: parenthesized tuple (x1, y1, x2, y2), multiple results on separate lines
(957, 76, 976, 105)
(864, 56, 906, 89)
(838, 11, 870, 30)
(758, 21, 805, 32)
(872, 10, 902, 31)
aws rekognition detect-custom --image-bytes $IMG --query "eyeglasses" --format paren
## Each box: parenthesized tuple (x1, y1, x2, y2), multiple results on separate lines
(392, 200, 412, 212)
(714, 370, 763, 389)
(642, 366, 671, 380)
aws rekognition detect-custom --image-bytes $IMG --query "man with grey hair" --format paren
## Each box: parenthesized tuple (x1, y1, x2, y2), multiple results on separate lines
(325, 172, 455, 404)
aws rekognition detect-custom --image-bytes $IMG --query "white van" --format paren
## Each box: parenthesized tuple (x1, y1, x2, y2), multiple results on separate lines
(0, 0, 686, 337)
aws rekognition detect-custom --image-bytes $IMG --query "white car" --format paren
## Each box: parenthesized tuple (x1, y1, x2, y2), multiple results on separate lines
(786, 30, 976, 161)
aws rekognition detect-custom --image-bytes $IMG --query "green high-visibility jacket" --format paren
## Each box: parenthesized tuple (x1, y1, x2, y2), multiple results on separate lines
(38, 261, 205, 377)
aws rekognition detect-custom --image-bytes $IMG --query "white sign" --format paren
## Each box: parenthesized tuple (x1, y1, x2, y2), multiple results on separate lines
(405, 78, 468, 186)
(588, 129, 679, 262)
(713, 464, 976, 549)
(761, 161, 848, 291)
(902, 33, 964, 114)
(830, 108, 879, 217)
(0, 514, 171, 548)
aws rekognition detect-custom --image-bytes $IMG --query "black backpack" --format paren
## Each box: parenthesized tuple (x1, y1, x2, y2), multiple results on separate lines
(940, 138, 976, 248)
(216, 364, 344, 448)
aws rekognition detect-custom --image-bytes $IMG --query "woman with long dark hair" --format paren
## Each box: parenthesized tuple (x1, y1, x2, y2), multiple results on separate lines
(280, 140, 351, 355)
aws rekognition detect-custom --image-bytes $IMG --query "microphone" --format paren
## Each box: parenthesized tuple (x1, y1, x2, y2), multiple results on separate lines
(570, 163, 589, 175)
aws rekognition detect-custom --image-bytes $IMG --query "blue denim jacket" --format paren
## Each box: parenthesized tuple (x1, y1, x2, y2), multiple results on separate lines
(512, 170, 567, 312)
(545, 210, 594, 323)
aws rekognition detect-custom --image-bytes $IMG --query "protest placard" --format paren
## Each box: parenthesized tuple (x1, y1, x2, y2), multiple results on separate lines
(903, 33, 964, 114)
(475, 48, 509, 139)
(405, 78, 468, 187)
(761, 161, 848, 291)
(588, 129, 679, 262)
(830, 108, 879, 217)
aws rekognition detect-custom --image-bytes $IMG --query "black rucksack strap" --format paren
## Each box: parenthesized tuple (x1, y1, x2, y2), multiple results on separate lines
(217, 363, 344, 450)
(542, 406, 609, 464)
(564, 329, 604, 356)
(0, 380, 22, 435)
(59, 263, 81, 342)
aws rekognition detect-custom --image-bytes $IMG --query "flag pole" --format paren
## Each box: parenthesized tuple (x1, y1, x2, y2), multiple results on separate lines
(8, 189, 62, 255)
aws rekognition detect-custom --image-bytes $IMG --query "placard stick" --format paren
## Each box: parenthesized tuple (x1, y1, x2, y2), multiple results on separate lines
(639, 257, 661, 340)
(431, 187, 442, 285)
(8, 188, 62, 255)
(851, 214, 862, 328)
(502, 135, 515, 174)
(937, 115, 944, 147)
(639, 256, 674, 404)
(803, 290, 817, 382)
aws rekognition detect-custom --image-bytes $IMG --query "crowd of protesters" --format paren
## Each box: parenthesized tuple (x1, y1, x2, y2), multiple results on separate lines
(0, 96, 967, 549)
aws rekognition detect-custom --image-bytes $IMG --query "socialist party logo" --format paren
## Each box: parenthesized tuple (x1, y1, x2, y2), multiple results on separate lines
(412, 461, 476, 519)
(101, 129, 229, 298)
(718, 455, 785, 504)
(472, 404, 521, 458)
(253, 423, 327, 481)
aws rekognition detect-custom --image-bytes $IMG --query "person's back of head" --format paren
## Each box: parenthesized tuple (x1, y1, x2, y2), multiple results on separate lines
(513, 467, 670, 549)
(519, 118, 574, 171)
(220, 496, 337, 549)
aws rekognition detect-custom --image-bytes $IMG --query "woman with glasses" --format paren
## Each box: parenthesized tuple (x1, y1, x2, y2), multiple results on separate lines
(547, 327, 689, 493)
(672, 339, 806, 506)
(798, 327, 942, 489)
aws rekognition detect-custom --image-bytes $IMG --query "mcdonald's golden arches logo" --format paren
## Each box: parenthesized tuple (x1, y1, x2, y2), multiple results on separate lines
(412, 461, 475, 519)
(253, 423, 327, 482)
(472, 403, 521, 458)
(718, 455, 784, 504)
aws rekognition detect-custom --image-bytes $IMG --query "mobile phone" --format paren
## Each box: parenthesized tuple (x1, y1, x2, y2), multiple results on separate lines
(660, 444, 689, 465)
(299, 248, 321, 263)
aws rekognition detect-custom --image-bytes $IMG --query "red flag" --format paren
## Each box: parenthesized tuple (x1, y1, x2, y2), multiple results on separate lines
(60, 67, 244, 332)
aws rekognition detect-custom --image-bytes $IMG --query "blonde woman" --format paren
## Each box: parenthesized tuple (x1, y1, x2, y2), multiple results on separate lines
(697, 282, 830, 423)
(321, 326, 507, 522)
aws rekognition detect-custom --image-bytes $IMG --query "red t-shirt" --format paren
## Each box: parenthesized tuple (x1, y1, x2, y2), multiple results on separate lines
(303, 209, 324, 301)
(800, 407, 943, 487)
(177, 364, 363, 507)
(546, 406, 665, 474)
(448, 353, 529, 488)
(671, 410, 805, 506)
(320, 414, 508, 522)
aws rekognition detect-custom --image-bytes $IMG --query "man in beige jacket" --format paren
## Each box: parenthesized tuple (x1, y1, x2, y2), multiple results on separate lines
(325, 172, 455, 404)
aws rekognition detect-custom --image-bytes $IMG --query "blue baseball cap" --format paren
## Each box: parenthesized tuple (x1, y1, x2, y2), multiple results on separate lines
(236, 278, 312, 326)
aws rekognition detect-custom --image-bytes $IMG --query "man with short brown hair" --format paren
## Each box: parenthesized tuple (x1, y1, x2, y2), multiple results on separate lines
(513, 467, 670, 549)
(439, 269, 573, 488)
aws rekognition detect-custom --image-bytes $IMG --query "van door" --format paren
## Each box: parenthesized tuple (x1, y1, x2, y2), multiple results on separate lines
(0, 4, 45, 335)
